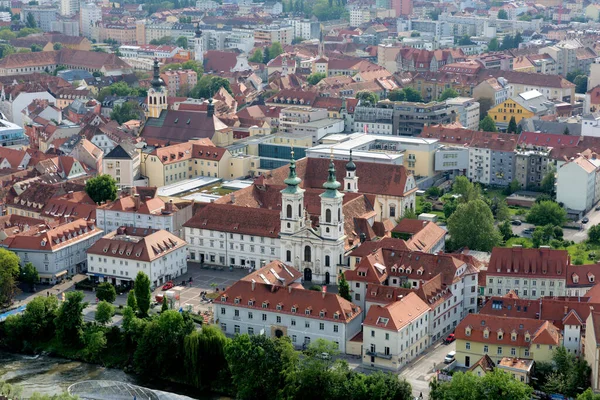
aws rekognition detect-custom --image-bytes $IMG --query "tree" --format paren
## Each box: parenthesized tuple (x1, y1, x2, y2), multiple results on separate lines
(22, 295, 59, 339)
(161, 294, 169, 311)
(439, 88, 459, 101)
(184, 325, 230, 389)
(589, 224, 600, 243)
(25, 12, 36, 28)
(20, 262, 38, 291)
(410, 31, 420, 37)
(497, 9, 508, 19)
(226, 334, 298, 400)
(505, 178, 521, 195)
(426, 186, 442, 197)
(527, 200, 566, 226)
(149, 36, 173, 45)
(249, 49, 263, 63)
(134, 271, 151, 317)
(540, 168, 556, 195)
(567, 70, 584, 83)
(292, 36, 304, 44)
(430, 369, 532, 400)
(490, 197, 510, 221)
(421, 202, 433, 213)
(338, 272, 351, 301)
(0, 29, 15, 41)
(479, 115, 497, 132)
(479, 97, 494, 119)
(85, 174, 117, 204)
(458, 35, 474, 46)
(564, 126, 570, 135)
(507, 116, 518, 133)
(269, 42, 283, 59)
(53, 43, 62, 50)
(403, 87, 423, 102)
(487, 38, 499, 51)
(307, 72, 326, 85)
(452, 176, 479, 202)
(499, 220, 512, 240)
(54, 291, 87, 346)
(263, 46, 270, 64)
(0, 249, 20, 306)
(191, 75, 232, 99)
(356, 91, 378, 105)
(176, 36, 188, 49)
(387, 89, 405, 101)
(95, 300, 115, 325)
(578, 388, 600, 400)
(541, 346, 591, 397)
(83, 329, 107, 362)
(96, 282, 116, 303)
(127, 289, 137, 311)
(110, 101, 142, 124)
(443, 199, 458, 218)
(17, 27, 39, 38)
(30, 44, 42, 52)
(574, 75, 588, 94)
(447, 199, 501, 251)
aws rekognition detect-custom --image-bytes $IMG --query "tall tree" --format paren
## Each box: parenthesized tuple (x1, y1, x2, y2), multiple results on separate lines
(526, 200, 566, 226)
(270, 42, 283, 58)
(134, 271, 151, 317)
(497, 9, 508, 19)
(507, 116, 518, 133)
(25, 13, 36, 28)
(126, 289, 137, 311)
(95, 301, 115, 325)
(487, 38, 499, 51)
(338, 272, 351, 301)
(439, 88, 459, 101)
(85, 174, 118, 204)
(356, 91, 378, 105)
(430, 369, 532, 400)
(0, 249, 20, 306)
(184, 325, 230, 389)
(447, 199, 501, 251)
(479, 115, 497, 132)
(249, 49, 263, 63)
(95, 282, 116, 303)
(20, 262, 38, 292)
(402, 87, 423, 102)
(175, 36, 188, 49)
(540, 168, 556, 194)
(54, 291, 87, 346)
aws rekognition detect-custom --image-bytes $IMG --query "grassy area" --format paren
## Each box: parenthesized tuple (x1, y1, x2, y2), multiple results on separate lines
(503, 237, 600, 265)
(415, 196, 446, 222)
(505, 237, 533, 248)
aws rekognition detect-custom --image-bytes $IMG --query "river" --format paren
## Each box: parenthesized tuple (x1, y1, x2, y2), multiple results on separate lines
(0, 351, 224, 399)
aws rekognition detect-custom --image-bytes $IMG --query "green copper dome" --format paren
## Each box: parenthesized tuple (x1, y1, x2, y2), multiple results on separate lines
(282, 150, 302, 193)
(346, 149, 356, 172)
(323, 156, 341, 193)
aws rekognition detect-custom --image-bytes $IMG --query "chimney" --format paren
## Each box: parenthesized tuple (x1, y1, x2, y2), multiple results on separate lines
(360, 232, 366, 243)
(261, 260, 266, 268)
(133, 193, 140, 210)
(564, 305, 568, 315)
(251, 280, 255, 291)
(288, 285, 292, 293)
(165, 199, 174, 212)
(67, 190, 73, 199)
(231, 193, 235, 204)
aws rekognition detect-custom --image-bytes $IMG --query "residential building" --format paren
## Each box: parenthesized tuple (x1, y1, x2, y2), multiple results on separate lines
(285, 19, 320, 40)
(102, 142, 141, 189)
(455, 313, 562, 367)
(86, 226, 187, 289)
(582, 113, 600, 137)
(0, 118, 28, 148)
(20, 6, 58, 32)
(362, 293, 429, 370)
(445, 97, 480, 130)
(195, 26, 255, 54)
(556, 155, 600, 212)
(514, 146, 553, 190)
(98, 23, 137, 45)
(254, 24, 293, 45)
(279, 107, 328, 135)
(214, 261, 362, 352)
(484, 247, 570, 299)
(497, 357, 534, 383)
(467, 132, 517, 186)
(160, 69, 198, 97)
(488, 90, 554, 129)
(584, 311, 600, 391)
(390, 219, 446, 254)
(2, 219, 103, 284)
(60, 0, 77, 16)
(80, 3, 101, 39)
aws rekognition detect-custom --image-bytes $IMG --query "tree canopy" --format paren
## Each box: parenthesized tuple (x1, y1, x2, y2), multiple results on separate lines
(447, 199, 501, 251)
(439, 88, 459, 101)
(526, 200, 566, 226)
(96, 282, 116, 303)
(497, 9, 508, 19)
(0, 248, 21, 306)
(356, 91, 379, 105)
(430, 369, 532, 400)
(307, 72, 326, 85)
(85, 174, 118, 204)
(191, 75, 232, 99)
(479, 115, 497, 132)
(134, 271, 151, 317)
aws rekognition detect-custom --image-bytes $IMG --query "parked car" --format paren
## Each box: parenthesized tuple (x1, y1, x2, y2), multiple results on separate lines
(444, 351, 456, 364)
(319, 352, 331, 360)
(595, 206, 600, 211)
(162, 281, 174, 290)
(443, 334, 455, 344)
(582, 217, 590, 224)
(522, 228, 534, 234)
(511, 220, 522, 226)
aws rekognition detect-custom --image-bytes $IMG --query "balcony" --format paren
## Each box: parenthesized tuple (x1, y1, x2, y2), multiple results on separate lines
(365, 351, 393, 360)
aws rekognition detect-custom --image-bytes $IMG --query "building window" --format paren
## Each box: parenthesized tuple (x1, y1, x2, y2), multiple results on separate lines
(320, 323, 324, 330)
(466, 342, 471, 350)
(234, 325, 240, 334)
(304, 246, 311, 262)
(276, 316, 281, 323)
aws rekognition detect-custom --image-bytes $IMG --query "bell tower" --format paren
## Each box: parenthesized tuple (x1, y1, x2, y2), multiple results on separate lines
(280, 150, 305, 236)
(147, 58, 167, 119)
(319, 151, 344, 241)
(194, 23, 204, 63)
(344, 150, 358, 193)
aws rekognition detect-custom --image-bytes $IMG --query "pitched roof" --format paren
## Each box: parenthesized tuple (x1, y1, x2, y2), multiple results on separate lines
(487, 247, 569, 278)
(363, 292, 430, 331)
(240, 260, 302, 287)
(392, 219, 446, 253)
(104, 142, 137, 159)
(204, 50, 239, 72)
(3, 218, 102, 251)
(0, 49, 131, 72)
(142, 110, 229, 144)
(468, 355, 495, 373)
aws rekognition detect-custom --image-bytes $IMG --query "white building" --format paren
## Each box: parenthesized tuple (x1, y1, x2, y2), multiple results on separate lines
(80, 3, 102, 39)
(60, 0, 77, 16)
(86, 226, 187, 288)
(102, 142, 141, 188)
(285, 18, 320, 40)
(446, 97, 480, 131)
(214, 260, 363, 352)
(582, 113, 600, 137)
(563, 310, 583, 355)
(362, 293, 430, 370)
(557, 155, 600, 212)
(2, 219, 103, 284)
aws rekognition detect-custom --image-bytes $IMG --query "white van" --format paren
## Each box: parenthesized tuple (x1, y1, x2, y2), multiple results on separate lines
(444, 351, 456, 364)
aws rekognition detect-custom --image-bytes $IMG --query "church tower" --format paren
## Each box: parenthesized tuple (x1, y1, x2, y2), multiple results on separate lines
(280, 150, 305, 236)
(147, 59, 167, 119)
(344, 150, 359, 193)
(194, 23, 204, 63)
(319, 152, 344, 241)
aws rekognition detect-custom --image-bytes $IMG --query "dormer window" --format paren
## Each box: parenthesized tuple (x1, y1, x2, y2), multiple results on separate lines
(391, 266, 397, 272)
(319, 310, 325, 317)
(590, 274, 595, 283)
(406, 267, 412, 274)
(291, 306, 297, 313)
(399, 267, 404, 273)
(248, 300, 254, 306)
(221, 296, 227, 302)
(483, 328, 489, 338)
(525, 332, 531, 342)
(333, 312, 340, 319)
(234, 298, 240, 304)
(305, 308, 311, 315)
(465, 327, 471, 336)
(511, 332, 517, 341)
(573, 274, 579, 284)
(276, 304, 283, 311)
(497, 330, 504, 340)
(262, 301, 269, 308)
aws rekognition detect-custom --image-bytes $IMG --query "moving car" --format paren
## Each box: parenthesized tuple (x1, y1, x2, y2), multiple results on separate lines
(443, 334, 455, 344)
(444, 351, 456, 364)
(162, 281, 174, 290)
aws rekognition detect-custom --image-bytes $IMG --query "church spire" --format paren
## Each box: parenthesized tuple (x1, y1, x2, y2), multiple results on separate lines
(283, 149, 302, 193)
(322, 150, 341, 197)
(151, 58, 163, 89)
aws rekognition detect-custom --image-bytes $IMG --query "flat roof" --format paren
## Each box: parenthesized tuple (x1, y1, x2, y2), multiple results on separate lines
(296, 118, 343, 128)
(221, 179, 254, 190)
(157, 176, 220, 197)
(181, 192, 221, 203)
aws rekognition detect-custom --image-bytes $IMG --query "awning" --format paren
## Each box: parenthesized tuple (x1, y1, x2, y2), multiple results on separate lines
(38, 273, 53, 279)
(55, 270, 68, 277)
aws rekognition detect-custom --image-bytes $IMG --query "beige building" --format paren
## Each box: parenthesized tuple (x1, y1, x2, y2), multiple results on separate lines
(362, 292, 430, 371)
(254, 24, 293, 45)
(585, 311, 600, 391)
(141, 141, 233, 187)
(98, 23, 137, 45)
(102, 142, 141, 188)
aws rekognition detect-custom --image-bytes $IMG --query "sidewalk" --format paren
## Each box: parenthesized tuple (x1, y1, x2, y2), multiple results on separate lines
(13, 274, 88, 306)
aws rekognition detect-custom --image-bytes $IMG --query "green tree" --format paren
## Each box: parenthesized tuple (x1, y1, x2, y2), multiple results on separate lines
(540, 168, 556, 194)
(21, 295, 59, 339)
(487, 37, 499, 51)
(226, 334, 298, 399)
(307, 72, 326, 85)
(263, 46, 270, 64)
(499, 220, 513, 240)
(479, 115, 497, 132)
(564, 126, 570, 135)
(184, 325, 230, 389)
(269, 42, 283, 58)
(0, 29, 16, 41)
(110, 101, 142, 124)
(398, 208, 418, 221)
(507, 116, 518, 133)
(176, 36, 188, 49)
(426, 186, 442, 197)
(53, 43, 62, 50)
(338, 272, 351, 301)
(574, 75, 588, 94)
(527, 200, 566, 226)
(149, 36, 173, 45)
(443, 199, 458, 218)
(589, 224, 600, 243)
(452, 176, 479, 202)
(497, 9, 508, 19)
(82, 329, 107, 362)
(96, 282, 116, 303)
(542, 346, 591, 397)
(356, 91, 378, 105)
(430, 369, 532, 400)
(249, 49, 263, 63)
(25, 12, 36, 28)
(421, 201, 433, 213)
(490, 197, 510, 221)
(0, 381, 23, 399)
(0, 248, 20, 306)
(458, 35, 474, 46)
(54, 291, 87, 346)
(505, 178, 521, 195)
(387, 89, 405, 101)
(94, 300, 115, 325)
(439, 88, 459, 101)
(126, 289, 137, 311)
(402, 87, 423, 102)
(20, 261, 38, 291)
(191, 75, 232, 98)
(30, 44, 42, 52)
(17, 27, 40, 38)
(479, 97, 494, 119)
(567, 70, 585, 83)
(447, 199, 501, 251)
(134, 271, 151, 317)
(85, 174, 118, 204)
(578, 388, 600, 400)
(161, 294, 169, 311)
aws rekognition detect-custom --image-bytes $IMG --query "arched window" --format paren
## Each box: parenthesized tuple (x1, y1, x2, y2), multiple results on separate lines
(286, 204, 292, 218)
(286, 250, 291, 262)
(304, 246, 311, 262)
(325, 209, 331, 223)
(390, 205, 396, 218)
(298, 204, 302, 217)
(347, 183, 351, 190)
(325, 255, 330, 266)
(338, 209, 341, 221)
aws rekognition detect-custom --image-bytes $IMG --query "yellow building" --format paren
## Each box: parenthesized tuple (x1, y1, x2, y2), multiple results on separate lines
(147, 59, 168, 119)
(487, 90, 552, 128)
(455, 314, 561, 368)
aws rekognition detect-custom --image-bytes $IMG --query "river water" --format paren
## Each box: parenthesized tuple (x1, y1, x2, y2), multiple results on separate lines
(0, 351, 221, 399)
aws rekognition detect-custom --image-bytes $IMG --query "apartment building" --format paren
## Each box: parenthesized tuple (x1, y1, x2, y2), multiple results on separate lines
(484, 247, 570, 300)
(2, 219, 103, 284)
(362, 293, 429, 370)
(102, 142, 141, 189)
(160, 69, 198, 96)
(21, 6, 58, 32)
(445, 97, 480, 131)
(514, 146, 553, 190)
(195, 26, 255, 54)
(80, 3, 101, 39)
(455, 314, 562, 367)
(467, 134, 517, 186)
(214, 261, 362, 352)
(279, 107, 328, 135)
(556, 155, 600, 212)
(87, 226, 187, 288)
(98, 23, 137, 45)
(254, 24, 293, 45)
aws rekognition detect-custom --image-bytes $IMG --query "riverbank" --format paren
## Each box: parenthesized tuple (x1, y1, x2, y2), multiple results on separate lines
(0, 351, 228, 399)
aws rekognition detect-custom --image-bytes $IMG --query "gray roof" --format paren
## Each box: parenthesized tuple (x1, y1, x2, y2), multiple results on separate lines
(518, 119, 581, 136)
(104, 142, 136, 159)
(57, 69, 93, 83)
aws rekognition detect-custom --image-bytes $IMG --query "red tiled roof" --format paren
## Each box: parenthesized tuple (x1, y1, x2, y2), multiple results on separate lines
(3, 218, 101, 251)
(488, 247, 569, 278)
(363, 292, 430, 331)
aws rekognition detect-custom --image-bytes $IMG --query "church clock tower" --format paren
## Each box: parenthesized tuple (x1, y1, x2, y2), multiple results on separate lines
(147, 59, 167, 119)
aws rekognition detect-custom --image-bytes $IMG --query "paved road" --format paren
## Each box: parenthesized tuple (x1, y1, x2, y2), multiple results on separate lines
(399, 341, 456, 399)
(511, 221, 535, 238)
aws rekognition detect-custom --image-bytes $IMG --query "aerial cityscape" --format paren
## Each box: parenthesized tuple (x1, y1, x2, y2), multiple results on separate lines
(2, 0, 600, 398)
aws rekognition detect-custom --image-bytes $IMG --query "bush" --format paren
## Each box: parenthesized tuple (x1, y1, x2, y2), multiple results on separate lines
(309, 285, 322, 291)
(75, 278, 95, 291)
(421, 202, 433, 213)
